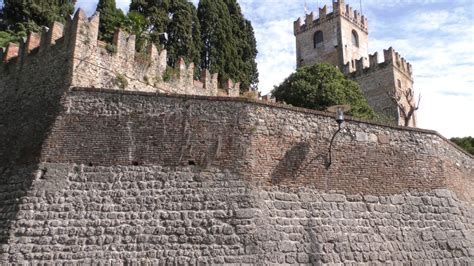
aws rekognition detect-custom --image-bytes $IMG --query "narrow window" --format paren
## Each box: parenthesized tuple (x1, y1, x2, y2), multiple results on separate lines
(397, 79, 402, 88)
(314, 31, 324, 48)
(351, 30, 359, 47)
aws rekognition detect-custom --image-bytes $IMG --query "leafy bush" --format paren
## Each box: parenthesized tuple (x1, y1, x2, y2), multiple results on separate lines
(114, 73, 128, 89)
(272, 63, 376, 120)
(450, 137, 474, 155)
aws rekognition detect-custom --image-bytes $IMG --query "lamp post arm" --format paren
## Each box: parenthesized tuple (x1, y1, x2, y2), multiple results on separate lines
(326, 123, 342, 169)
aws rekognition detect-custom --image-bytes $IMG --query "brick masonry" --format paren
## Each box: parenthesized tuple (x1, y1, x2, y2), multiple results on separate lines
(0, 88, 473, 264)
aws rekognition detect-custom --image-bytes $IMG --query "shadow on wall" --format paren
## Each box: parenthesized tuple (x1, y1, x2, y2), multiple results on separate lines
(0, 75, 68, 247)
(271, 142, 311, 183)
(271, 142, 329, 184)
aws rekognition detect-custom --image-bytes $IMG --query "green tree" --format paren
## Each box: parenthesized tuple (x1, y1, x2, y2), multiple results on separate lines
(129, 0, 169, 45)
(272, 63, 376, 120)
(1, 0, 75, 35)
(450, 137, 474, 155)
(0, 0, 75, 48)
(198, 0, 238, 87)
(96, 0, 126, 43)
(223, 0, 258, 91)
(166, 0, 201, 68)
(123, 10, 149, 52)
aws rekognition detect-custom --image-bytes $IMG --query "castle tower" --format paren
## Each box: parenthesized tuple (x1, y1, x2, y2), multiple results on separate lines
(293, 0, 417, 127)
(294, 0, 368, 70)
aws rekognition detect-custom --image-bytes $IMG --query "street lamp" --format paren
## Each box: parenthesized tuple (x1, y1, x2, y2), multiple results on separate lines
(326, 105, 351, 168)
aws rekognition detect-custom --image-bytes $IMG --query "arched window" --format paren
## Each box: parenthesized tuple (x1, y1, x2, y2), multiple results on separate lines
(314, 31, 324, 48)
(351, 30, 359, 47)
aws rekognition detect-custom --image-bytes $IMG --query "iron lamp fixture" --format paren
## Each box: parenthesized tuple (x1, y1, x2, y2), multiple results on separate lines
(326, 105, 351, 168)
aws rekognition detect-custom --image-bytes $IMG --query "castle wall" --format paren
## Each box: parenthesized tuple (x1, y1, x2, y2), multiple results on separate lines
(294, 12, 341, 68)
(347, 48, 415, 126)
(339, 15, 368, 67)
(0, 10, 239, 101)
(1, 164, 472, 264)
(294, 0, 369, 69)
(35, 88, 473, 200)
(351, 62, 398, 119)
(0, 88, 472, 263)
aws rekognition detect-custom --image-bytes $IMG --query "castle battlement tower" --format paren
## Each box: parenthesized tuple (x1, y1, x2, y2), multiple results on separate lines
(294, 0, 368, 69)
(294, 0, 417, 127)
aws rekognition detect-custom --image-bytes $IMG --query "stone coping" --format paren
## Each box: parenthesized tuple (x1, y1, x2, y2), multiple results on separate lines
(70, 87, 473, 159)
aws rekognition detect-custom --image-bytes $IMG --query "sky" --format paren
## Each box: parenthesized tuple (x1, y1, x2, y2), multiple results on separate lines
(77, 0, 471, 138)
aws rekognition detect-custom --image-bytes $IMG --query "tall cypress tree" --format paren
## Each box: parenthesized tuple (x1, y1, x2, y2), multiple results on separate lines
(198, 0, 258, 91)
(129, 0, 169, 43)
(96, 0, 125, 43)
(223, 0, 258, 91)
(129, 0, 201, 68)
(166, 0, 201, 68)
(198, 0, 239, 86)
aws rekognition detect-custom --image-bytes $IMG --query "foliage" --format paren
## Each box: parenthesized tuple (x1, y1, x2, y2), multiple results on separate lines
(129, 0, 201, 74)
(198, 0, 258, 91)
(114, 73, 128, 89)
(241, 90, 258, 99)
(450, 137, 474, 155)
(0, 30, 22, 47)
(129, 0, 168, 51)
(105, 43, 117, 54)
(122, 11, 149, 52)
(96, 0, 126, 43)
(162, 66, 178, 82)
(166, 0, 201, 70)
(198, 0, 238, 87)
(0, 0, 75, 36)
(272, 63, 376, 120)
(223, 0, 258, 91)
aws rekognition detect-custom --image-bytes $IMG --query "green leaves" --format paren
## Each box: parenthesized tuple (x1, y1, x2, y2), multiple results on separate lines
(96, 0, 126, 43)
(450, 137, 474, 155)
(272, 63, 377, 120)
(1, 0, 75, 33)
(198, 0, 258, 91)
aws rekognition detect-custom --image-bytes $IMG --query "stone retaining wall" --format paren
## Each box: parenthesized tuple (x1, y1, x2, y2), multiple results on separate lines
(0, 164, 472, 264)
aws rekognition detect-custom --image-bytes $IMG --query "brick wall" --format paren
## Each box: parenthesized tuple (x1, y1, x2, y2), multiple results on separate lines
(0, 89, 472, 263)
(39, 88, 473, 200)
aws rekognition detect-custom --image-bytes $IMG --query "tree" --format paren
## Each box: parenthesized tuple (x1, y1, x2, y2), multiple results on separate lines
(129, 0, 169, 46)
(1, 0, 75, 35)
(198, 0, 239, 87)
(450, 137, 474, 155)
(223, 0, 258, 91)
(165, 0, 201, 68)
(390, 89, 420, 127)
(96, 0, 126, 43)
(272, 63, 376, 120)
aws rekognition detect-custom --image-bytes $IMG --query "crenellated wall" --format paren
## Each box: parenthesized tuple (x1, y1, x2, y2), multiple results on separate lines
(342, 47, 415, 126)
(294, 0, 417, 127)
(294, 0, 368, 35)
(0, 9, 241, 98)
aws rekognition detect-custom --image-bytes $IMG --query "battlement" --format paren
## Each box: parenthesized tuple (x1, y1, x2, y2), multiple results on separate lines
(0, 9, 241, 98)
(343, 47, 413, 79)
(294, 0, 368, 35)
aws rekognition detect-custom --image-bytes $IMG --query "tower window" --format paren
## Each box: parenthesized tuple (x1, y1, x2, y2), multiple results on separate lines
(397, 79, 402, 88)
(351, 30, 359, 47)
(314, 31, 324, 48)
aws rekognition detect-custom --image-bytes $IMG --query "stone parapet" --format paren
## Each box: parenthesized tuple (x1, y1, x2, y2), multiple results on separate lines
(343, 47, 413, 80)
(0, 9, 241, 98)
(294, 0, 368, 35)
